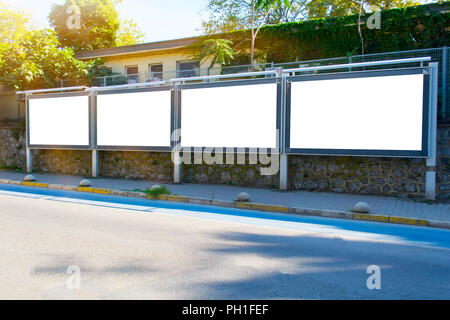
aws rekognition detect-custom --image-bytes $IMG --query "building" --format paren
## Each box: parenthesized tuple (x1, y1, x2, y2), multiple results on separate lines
(74, 36, 221, 86)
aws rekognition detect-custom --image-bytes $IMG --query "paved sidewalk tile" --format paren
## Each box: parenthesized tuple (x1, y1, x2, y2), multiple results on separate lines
(0, 170, 449, 223)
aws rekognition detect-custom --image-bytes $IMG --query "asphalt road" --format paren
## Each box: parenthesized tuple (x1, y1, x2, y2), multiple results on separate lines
(0, 185, 449, 299)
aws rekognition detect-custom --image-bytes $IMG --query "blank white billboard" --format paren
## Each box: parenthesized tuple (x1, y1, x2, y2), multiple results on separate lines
(289, 74, 425, 152)
(29, 96, 89, 146)
(181, 83, 278, 148)
(97, 90, 171, 147)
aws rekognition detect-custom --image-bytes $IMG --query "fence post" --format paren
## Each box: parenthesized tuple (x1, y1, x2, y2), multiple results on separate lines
(426, 62, 439, 200)
(89, 92, 98, 177)
(442, 46, 447, 119)
(173, 83, 182, 184)
(279, 72, 288, 190)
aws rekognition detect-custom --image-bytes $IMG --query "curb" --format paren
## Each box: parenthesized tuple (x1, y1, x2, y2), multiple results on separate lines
(0, 179, 448, 230)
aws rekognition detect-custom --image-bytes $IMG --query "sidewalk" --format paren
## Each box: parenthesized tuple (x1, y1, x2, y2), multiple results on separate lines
(0, 169, 449, 225)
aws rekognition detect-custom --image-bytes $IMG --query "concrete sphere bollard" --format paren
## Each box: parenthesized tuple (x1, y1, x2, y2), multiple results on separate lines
(151, 184, 162, 191)
(237, 192, 250, 202)
(79, 179, 92, 187)
(23, 174, 36, 182)
(353, 202, 370, 213)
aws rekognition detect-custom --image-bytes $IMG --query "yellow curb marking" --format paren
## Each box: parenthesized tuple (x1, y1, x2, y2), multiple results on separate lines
(353, 214, 389, 222)
(389, 216, 428, 226)
(92, 188, 111, 195)
(21, 182, 35, 187)
(77, 187, 93, 193)
(166, 195, 189, 202)
(236, 202, 289, 212)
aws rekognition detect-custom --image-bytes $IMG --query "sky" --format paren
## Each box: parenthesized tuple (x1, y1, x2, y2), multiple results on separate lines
(2, 0, 208, 42)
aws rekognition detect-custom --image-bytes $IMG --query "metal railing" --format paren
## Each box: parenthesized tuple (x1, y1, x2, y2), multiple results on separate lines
(93, 73, 140, 87)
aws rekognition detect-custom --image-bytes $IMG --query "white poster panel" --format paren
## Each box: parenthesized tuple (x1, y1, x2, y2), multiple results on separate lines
(289, 74, 424, 151)
(181, 83, 278, 148)
(97, 90, 171, 147)
(29, 96, 89, 146)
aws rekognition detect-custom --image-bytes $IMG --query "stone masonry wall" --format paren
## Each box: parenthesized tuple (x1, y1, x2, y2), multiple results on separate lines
(437, 125, 450, 202)
(182, 162, 278, 188)
(100, 151, 173, 182)
(288, 155, 426, 198)
(0, 124, 449, 202)
(33, 150, 92, 176)
(0, 125, 26, 170)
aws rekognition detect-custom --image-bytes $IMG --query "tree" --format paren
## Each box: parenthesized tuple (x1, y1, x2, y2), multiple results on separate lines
(265, 0, 307, 24)
(201, 0, 419, 65)
(49, 0, 145, 52)
(0, 30, 89, 90)
(187, 38, 235, 70)
(305, 0, 419, 20)
(116, 19, 145, 47)
(0, 3, 89, 90)
(202, 0, 290, 66)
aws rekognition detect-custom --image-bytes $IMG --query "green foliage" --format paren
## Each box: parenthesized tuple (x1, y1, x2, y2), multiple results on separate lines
(85, 58, 126, 86)
(116, 19, 145, 47)
(49, 0, 145, 52)
(0, 29, 89, 90)
(202, 0, 292, 65)
(0, 3, 90, 90)
(224, 2, 449, 63)
(187, 38, 235, 69)
(144, 185, 171, 199)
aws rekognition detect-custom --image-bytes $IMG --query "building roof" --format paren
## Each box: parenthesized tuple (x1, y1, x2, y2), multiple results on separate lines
(75, 35, 201, 60)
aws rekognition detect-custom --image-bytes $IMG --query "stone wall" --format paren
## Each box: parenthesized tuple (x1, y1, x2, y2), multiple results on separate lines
(0, 125, 26, 170)
(100, 151, 173, 182)
(33, 150, 92, 176)
(289, 155, 426, 198)
(0, 124, 449, 202)
(437, 125, 450, 202)
(182, 162, 278, 188)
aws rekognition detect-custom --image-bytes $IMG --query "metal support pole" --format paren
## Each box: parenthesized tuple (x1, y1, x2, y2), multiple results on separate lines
(26, 148, 32, 173)
(89, 92, 98, 177)
(442, 46, 447, 119)
(426, 63, 439, 200)
(92, 150, 98, 178)
(173, 83, 181, 184)
(279, 154, 288, 190)
(24, 94, 32, 173)
(279, 73, 288, 190)
(173, 151, 181, 184)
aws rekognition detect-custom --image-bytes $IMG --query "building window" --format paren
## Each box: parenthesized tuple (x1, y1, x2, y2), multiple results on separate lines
(177, 61, 200, 78)
(149, 64, 163, 81)
(125, 65, 139, 83)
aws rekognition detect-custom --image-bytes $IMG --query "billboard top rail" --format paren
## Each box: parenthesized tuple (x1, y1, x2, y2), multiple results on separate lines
(84, 80, 167, 92)
(282, 57, 431, 74)
(16, 57, 432, 95)
(16, 86, 87, 95)
(168, 70, 279, 83)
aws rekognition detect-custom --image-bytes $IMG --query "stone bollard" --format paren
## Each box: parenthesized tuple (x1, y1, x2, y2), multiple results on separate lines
(353, 202, 370, 213)
(23, 174, 36, 182)
(237, 192, 250, 202)
(79, 179, 92, 187)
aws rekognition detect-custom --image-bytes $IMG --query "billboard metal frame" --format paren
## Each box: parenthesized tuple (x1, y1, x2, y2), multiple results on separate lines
(284, 67, 431, 157)
(94, 86, 174, 152)
(177, 77, 282, 154)
(26, 91, 92, 150)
